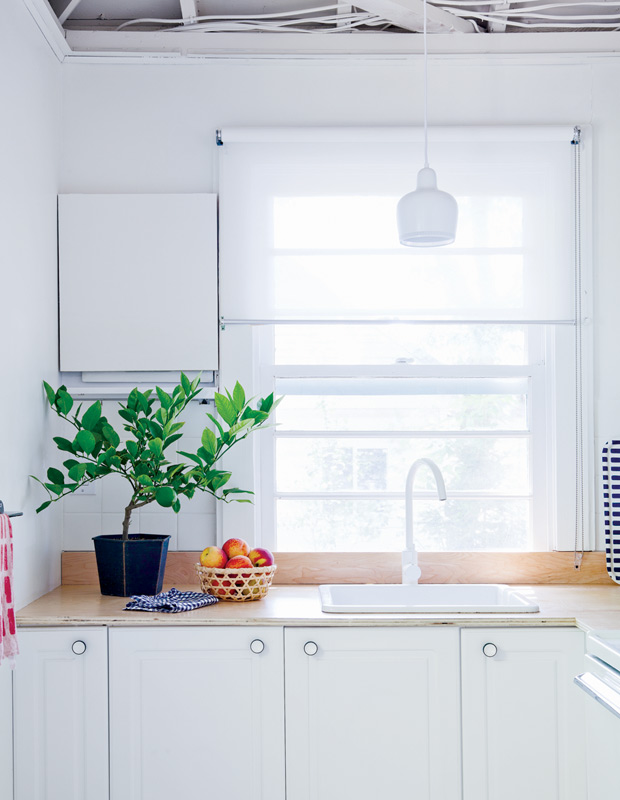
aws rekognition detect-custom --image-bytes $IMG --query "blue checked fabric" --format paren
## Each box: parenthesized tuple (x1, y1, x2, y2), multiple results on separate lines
(124, 587, 219, 613)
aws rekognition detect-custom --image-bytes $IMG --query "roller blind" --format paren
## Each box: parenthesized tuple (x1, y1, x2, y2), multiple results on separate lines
(218, 126, 575, 324)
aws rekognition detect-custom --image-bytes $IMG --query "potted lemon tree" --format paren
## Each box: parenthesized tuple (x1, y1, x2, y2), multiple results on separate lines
(34, 374, 278, 597)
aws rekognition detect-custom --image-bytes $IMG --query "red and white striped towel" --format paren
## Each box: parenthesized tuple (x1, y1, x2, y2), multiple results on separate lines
(0, 514, 18, 666)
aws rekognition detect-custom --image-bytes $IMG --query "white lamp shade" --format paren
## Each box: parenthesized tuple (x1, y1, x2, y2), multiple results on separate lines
(397, 167, 458, 247)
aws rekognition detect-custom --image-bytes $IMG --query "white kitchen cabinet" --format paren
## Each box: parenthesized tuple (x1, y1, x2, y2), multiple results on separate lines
(0, 663, 12, 799)
(58, 193, 218, 372)
(461, 627, 586, 800)
(12, 627, 109, 800)
(109, 626, 285, 800)
(284, 626, 461, 800)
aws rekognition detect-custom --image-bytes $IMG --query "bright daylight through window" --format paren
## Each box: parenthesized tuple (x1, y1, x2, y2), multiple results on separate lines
(218, 128, 590, 554)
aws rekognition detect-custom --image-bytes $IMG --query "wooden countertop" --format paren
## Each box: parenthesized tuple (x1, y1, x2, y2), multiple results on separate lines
(15, 584, 620, 631)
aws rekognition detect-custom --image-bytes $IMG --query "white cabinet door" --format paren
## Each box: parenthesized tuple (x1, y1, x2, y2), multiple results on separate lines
(58, 193, 218, 372)
(461, 627, 586, 800)
(583, 687, 620, 800)
(13, 627, 109, 800)
(285, 626, 461, 800)
(109, 626, 285, 800)
(0, 663, 12, 800)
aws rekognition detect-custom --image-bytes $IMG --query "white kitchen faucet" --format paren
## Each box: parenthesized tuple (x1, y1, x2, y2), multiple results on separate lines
(402, 458, 447, 584)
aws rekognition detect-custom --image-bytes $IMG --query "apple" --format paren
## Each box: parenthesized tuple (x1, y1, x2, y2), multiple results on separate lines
(248, 547, 275, 567)
(222, 538, 250, 559)
(226, 555, 253, 569)
(200, 546, 228, 568)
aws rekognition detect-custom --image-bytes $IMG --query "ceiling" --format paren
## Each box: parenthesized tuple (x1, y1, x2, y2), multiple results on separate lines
(48, 0, 620, 36)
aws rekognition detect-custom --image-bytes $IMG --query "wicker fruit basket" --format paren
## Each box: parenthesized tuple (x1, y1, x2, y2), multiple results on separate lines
(196, 563, 277, 602)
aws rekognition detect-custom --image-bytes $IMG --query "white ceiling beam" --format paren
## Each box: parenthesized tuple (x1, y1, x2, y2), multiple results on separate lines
(355, 0, 474, 33)
(179, 0, 198, 24)
(58, 0, 85, 25)
(63, 29, 620, 59)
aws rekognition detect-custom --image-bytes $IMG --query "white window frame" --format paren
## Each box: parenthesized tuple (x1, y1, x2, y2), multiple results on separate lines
(216, 126, 594, 554)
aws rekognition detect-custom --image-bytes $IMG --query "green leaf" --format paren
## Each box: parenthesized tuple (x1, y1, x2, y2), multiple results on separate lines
(214, 393, 237, 426)
(148, 420, 163, 439)
(155, 486, 177, 507)
(137, 475, 153, 486)
(53, 436, 75, 454)
(36, 500, 52, 513)
(172, 499, 181, 513)
(232, 381, 246, 412)
(75, 430, 96, 454)
(45, 483, 65, 496)
(162, 433, 183, 450)
(206, 413, 225, 439)
(148, 438, 163, 458)
(137, 392, 150, 414)
(118, 408, 136, 424)
(56, 389, 74, 415)
(127, 388, 139, 411)
(68, 463, 88, 482)
(43, 381, 56, 406)
(126, 440, 138, 459)
(181, 373, 191, 396)
(47, 467, 65, 485)
(63, 459, 79, 470)
(81, 401, 102, 431)
(102, 425, 121, 448)
(210, 472, 231, 491)
(228, 419, 253, 438)
(177, 450, 203, 466)
(201, 428, 217, 456)
(156, 386, 172, 410)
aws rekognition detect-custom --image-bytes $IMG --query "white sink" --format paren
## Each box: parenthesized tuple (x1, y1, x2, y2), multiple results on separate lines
(319, 583, 539, 613)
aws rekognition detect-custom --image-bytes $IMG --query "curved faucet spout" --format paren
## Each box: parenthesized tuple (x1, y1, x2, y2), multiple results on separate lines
(403, 458, 447, 584)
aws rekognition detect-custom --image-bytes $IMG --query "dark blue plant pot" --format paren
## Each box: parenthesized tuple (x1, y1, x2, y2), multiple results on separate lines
(93, 534, 171, 597)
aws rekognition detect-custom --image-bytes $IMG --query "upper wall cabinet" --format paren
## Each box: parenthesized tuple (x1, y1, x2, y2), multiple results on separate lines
(58, 194, 218, 373)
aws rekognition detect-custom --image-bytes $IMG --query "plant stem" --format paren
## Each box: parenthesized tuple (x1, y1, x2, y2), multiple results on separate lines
(122, 505, 134, 540)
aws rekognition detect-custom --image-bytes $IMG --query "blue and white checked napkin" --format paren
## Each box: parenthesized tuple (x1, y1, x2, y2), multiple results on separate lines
(124, 587, 219, 613)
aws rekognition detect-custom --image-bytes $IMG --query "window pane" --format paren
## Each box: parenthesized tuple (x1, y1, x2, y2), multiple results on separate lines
(276, 437, 529, 494)
(276, 497, 530, 552)
(274, 324, 528, 366)
(276, 387, 528, 432)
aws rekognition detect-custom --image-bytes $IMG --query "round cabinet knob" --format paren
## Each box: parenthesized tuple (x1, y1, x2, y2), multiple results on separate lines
(250, 639, 265, 654)
(304, 641, 319, 656)
(71, 640, 87, 656)
(482, 642, 498, 658)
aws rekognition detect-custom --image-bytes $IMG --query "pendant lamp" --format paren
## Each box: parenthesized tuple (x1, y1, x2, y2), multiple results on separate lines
(397, 0, 458, 247)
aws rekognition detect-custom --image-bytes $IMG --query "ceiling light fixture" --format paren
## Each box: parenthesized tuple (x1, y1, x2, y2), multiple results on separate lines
(397, 0, 458, 247)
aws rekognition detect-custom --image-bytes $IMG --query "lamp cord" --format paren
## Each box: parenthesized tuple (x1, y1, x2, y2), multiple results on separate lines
(423, 0, 429, 168)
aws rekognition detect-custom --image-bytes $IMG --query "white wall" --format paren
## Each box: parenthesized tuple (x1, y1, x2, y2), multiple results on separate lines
(1, 1, 62, 607)
(59, 54, 620, 550)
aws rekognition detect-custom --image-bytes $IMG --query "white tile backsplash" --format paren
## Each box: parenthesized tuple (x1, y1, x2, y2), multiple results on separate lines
(62, 402, 219, 551)
(178, 514, 216, 551)
(63, 512, 101, 550)
(140, 511, 178, 549)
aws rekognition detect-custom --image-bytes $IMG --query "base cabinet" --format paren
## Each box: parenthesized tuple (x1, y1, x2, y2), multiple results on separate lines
(461, 628, 586, 800)
(285, 627, 462, 800)
(109, 627, 285, 800)
(13, 627, 109, 800)
(11, 622, 589, 800)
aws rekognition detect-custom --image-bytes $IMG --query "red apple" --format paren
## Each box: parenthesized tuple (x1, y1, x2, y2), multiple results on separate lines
(222, 538, 250, 559)
(248, 548, 275, 567)
(226, 555, 253, 569)
(200, 546, 228, 568)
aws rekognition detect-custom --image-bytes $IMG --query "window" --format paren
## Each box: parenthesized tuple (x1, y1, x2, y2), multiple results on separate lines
(218, 127, 591, 553)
